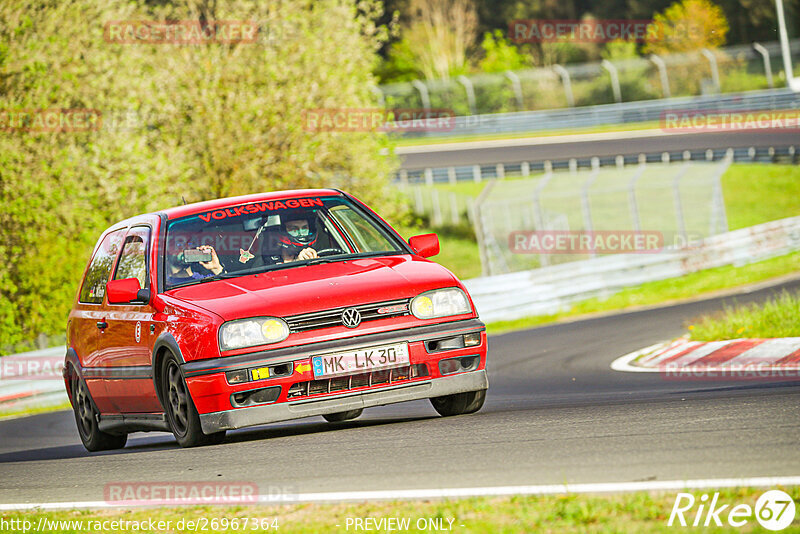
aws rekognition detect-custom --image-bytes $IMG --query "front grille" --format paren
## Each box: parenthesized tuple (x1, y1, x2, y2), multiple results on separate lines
(284, 299, 411, 333)
(287, 364, 429, 399)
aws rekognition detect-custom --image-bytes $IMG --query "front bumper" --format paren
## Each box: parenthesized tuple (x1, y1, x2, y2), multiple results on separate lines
(199, 369, 488, 433)
(186, 318, 488, 433)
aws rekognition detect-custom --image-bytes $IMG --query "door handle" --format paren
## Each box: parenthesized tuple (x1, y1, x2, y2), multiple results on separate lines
(96, 321, 108, 330)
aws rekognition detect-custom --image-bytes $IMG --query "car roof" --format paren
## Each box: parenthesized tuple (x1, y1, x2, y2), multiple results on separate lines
(157, 189, 343, 220)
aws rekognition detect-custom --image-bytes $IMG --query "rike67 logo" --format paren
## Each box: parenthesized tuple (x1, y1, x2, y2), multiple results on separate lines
(669, 490, 796, 530)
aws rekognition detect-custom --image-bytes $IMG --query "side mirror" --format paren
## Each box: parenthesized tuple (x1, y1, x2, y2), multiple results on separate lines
(107, 278, 145, 304)
(408, 233, 440, 258)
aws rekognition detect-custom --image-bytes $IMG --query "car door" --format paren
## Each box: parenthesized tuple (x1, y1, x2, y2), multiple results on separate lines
(99, 225, 162, 413)
(71, 228, 126, 413)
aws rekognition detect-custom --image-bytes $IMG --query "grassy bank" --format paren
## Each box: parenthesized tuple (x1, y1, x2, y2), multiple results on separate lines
(486, 250, 800, 334)
(5, 486, 797, 533)
(688, 290, 800, 341)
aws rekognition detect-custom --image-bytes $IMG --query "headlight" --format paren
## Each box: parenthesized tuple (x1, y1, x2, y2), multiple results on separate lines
(219, 317, 289, 351)
(410, 288, 471, 319)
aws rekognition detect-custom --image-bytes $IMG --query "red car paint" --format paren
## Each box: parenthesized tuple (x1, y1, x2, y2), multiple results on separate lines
(65, 189, 488, 442)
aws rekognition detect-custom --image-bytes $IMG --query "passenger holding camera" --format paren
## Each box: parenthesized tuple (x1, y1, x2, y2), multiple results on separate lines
(166, 244, 224, 287)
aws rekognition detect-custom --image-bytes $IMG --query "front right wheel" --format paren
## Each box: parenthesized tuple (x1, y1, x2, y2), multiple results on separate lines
(162, 355, 226, 448)
(430, 389, 486, 417)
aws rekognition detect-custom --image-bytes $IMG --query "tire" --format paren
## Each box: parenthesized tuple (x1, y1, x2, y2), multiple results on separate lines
(430, 389, 486, 417)
(70, 371, 128, 452)
(322, 409, 363, 422)
(162, 355, 226, 447)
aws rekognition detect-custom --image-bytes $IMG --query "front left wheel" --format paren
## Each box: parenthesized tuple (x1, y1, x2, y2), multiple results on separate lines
(430, 389, 486, 417)
(162, 355, 226, 448)
(70, 372, 127, 452)
(322, 409, 363, 422)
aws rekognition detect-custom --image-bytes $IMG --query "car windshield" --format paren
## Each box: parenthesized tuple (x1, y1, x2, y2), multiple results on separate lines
(163, 195, 406, 289)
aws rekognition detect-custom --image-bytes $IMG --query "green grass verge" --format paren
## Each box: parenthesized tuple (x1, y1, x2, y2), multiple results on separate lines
(485, 250, 800, 335)
(0, 401, 71, 421)
(5, 487, 798, 533)
(722, 164, 800, 231)
(688, 289, 800, 341)
(394, 121, 664, 147)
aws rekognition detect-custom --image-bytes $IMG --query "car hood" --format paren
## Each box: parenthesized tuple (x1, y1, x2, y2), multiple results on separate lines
(165, 255, 461, 321)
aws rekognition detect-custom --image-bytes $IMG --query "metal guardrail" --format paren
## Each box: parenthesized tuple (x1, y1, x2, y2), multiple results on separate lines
(463, 216, 800, 323)
(0, 346, 67, 411)
(398, 87, 800, 139)
(398, 145, 799, 185)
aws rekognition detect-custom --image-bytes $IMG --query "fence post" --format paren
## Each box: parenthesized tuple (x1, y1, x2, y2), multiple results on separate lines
(447, 166, 457, 185)
(457, 75, 477, 115)
(473, 180, 498, 276)
(672, 163, 691, 242)
(628, 162, 647, 233)
(532, 167, 554, 267)
(449, 193, 460, 225)
(581, 168, 600, 257)
(413, 187, 424, 215)
(424, 167, 434, 186)
(649, 54, 671, 98)
(752, 43, 774, 89)
(601, 60, 622, 103)
(552, 64, 575, 107)
(411, 79, 431, 110)
(399, 169, 409, 188)
(431, 189, 443, 226)
(504, 70, 524, 111)
(710, 151, 733, 234)
(701, 49, 721, 94)
(472, 165, 482, 183)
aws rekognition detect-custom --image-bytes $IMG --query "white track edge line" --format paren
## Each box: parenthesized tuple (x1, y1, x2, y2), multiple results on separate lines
(3, 477, 800, 511)
(610, 342, 667, 373)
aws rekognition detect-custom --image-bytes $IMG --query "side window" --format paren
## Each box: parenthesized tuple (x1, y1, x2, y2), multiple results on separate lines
(79, 230, 125, 304)
(114, 227, 150, 289)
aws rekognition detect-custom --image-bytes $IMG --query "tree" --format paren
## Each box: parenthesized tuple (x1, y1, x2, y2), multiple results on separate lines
(402, 0, 479, 79)
(0, 0, 398, 353)
(644, 0, 729, 55)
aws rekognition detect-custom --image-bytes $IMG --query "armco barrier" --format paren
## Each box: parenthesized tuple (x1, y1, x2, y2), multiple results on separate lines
(395, 87, 800, 139)
(463, 216, 800, 322)
(0, 346, 67, 411)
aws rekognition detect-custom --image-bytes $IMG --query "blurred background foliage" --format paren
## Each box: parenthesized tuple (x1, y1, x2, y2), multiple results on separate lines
(0, 0, 796, 352)
(0, 0, 401, 353)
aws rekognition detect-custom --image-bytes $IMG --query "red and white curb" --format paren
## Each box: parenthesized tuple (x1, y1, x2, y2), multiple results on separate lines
(612, 337, 800, 375)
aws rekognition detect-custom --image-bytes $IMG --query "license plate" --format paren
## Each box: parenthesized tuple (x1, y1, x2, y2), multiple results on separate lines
(312, 343, 409, 379)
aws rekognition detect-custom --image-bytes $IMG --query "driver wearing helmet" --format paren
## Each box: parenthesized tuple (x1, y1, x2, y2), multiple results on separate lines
(275, 212, 318, 263)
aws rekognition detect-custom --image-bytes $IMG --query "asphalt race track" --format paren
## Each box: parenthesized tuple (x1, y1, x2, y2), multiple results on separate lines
(1, 279, 799, 506)
(399, 129, 800, 169)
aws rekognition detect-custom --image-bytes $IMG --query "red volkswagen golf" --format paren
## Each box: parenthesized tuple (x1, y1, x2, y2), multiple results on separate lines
(65, 189, 488, 450)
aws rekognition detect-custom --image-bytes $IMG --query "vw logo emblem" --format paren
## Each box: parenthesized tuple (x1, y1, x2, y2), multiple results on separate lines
(341, 308, 362, 328)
